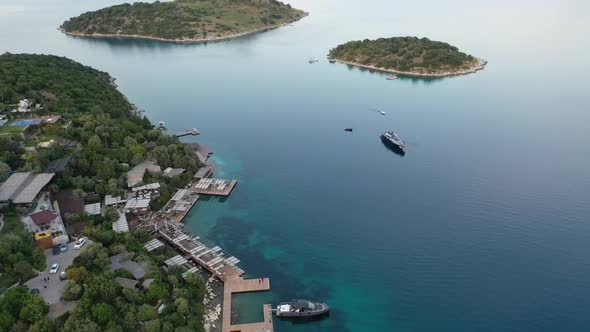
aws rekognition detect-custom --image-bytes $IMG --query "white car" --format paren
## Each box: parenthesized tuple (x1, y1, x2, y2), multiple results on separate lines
(74, 237, 87, 249)
(49, 263, 60, 274)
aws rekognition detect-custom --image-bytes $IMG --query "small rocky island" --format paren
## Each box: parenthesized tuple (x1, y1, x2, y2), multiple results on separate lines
(328, 36, 486, 77)
(60, 0, 307, 43)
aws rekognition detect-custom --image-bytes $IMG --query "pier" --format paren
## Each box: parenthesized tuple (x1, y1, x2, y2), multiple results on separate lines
(223, 279, 273, 332)
(192, 178, 237, 196)
(156, 221, 272, 332)
(140, 168, 269, 331)
(175, 128, 200, 137)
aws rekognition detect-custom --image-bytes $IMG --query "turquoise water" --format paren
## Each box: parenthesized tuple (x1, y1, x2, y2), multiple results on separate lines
(2, 0, 590, 331)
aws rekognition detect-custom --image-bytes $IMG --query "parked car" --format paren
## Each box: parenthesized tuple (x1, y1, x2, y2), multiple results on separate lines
(30, 288, 40, 294)
(59, 271, 67, 281)
(52, 245, 61, 255)
(74, 237, 87, 250)
(60, 242, 68, 252)
(49, 263, 60, 274)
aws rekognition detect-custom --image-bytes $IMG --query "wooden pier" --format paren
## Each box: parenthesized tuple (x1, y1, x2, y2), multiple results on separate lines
(192, 178, 237, 196)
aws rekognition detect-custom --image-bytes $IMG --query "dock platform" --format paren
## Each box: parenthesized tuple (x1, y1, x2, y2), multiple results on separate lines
(222, 277, 273, 332)
(175, 128, 200, 137)
(192, 178, 237, 196)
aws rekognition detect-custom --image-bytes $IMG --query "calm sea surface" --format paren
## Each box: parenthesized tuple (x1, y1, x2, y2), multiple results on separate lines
(2, 0, 590, 331)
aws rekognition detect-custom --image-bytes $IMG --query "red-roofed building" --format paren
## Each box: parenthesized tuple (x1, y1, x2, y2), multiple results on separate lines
(29, 210, 59, 226)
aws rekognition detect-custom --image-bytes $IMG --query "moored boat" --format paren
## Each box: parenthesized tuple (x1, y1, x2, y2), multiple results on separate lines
(380, 131, 406, 151)
(276, 299, 330, 318)
(344, 128, 353, 132)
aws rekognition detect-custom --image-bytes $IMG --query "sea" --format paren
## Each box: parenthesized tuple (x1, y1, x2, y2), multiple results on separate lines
(1, 0, 590, 331)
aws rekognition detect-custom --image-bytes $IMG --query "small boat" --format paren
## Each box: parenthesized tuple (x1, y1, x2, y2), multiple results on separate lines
(380, 131, 406, 152)
(386, 75, 398, 80)
(379, 111, 386, 115)
(328, 58, 336, 63)
(276, 299, 329, 318)
(308, 58, 319, 64)
(344, 128, 353, 132)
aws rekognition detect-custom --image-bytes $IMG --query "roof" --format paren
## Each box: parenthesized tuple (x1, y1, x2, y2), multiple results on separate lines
(127, 160, 160, 187)
(29, 210, 59, 225)
(163, 167, 185, 178)
(0, 172, 55, 204)
(182, 266, 200, 279)
(112, 212, 129, 233)
(45, 157, 72, 173)
(144, 238, 164, 252)
(35, 232, 51, 240)
(171, 189, 189, 201)
(131, 183, 160, 192)
(84, 203, 101, 216)
(164, 255, 188, 267)
(142, 278, 155, 289)
(55, 189, 84, 217)
(109, 253, 147, 279)
(124, 197, 151, 210)
(194, 166, 213, 179)
(114, 277, 139, 289)
(104, 195, 127, 206)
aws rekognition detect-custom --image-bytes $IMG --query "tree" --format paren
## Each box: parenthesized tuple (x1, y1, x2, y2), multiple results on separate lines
(63, 281, 82, 301)
(137, 304, 157, 321)
(105, 207, 120, 222)
(66, 266, 89, 283)
(146, 280, 169, 304)
(91, 303, 116, 327)
(18, 295, 47, 323)
(144, 319, 161, 332)
(0, 161, 10, 177)
(174, 297, 189, 316)
(13, 261, 34, 282)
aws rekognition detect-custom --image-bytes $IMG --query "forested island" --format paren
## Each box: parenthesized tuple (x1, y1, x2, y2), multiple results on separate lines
(0, 53, 207, 331)
(328, 37, 486, 77)
(60, 0, 307, 43)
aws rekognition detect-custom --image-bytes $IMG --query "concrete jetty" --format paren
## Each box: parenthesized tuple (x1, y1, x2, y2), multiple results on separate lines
(222, 278, 273, 332)
(175, 128, 200, 137)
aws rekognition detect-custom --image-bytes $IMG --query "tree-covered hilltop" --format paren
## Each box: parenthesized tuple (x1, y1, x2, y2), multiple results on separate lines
(61, 0, 307, 41)
(0, 53, 201, 206)
(329, 37, 484, 76)
(0, 53, 208, 331)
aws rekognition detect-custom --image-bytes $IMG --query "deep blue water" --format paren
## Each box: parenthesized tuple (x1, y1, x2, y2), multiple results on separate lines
(2, 0, 590, 331)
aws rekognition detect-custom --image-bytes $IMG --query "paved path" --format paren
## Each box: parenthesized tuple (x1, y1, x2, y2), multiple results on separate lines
(24, 240, 90, 317)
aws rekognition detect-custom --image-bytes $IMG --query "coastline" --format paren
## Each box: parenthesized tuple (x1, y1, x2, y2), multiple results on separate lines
(330, 58, 487, 78)
(59, 13, 308, 44)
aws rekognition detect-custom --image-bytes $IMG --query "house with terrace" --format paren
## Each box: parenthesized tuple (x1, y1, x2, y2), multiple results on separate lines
(0, 172, 55, 210)
(25, 209, 69, 246)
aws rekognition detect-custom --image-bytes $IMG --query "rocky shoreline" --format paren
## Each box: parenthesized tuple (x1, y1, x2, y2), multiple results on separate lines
(59, 14, 308, 44)
(331, 58, 487, 78)
(202, 273, 223, 332)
